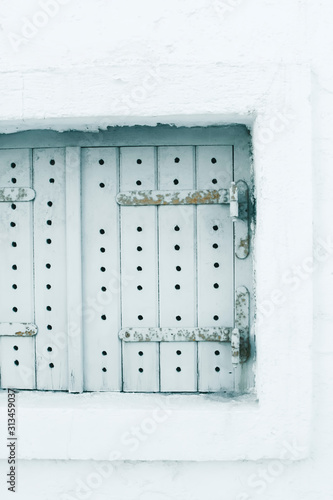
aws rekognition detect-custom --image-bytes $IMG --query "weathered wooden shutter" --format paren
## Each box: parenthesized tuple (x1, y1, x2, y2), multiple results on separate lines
(0, 132, 252, 393)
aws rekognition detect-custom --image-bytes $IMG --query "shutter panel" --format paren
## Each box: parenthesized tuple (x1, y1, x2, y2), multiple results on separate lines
(158, 147, 197, 392)
(120, 147, 159, 392)
(0, 128, 252, 394)
(197, 146, 234, 392)
(34, 149, 68, 390)
(0, 149, 35, 389)
(82, 147, 121, 391)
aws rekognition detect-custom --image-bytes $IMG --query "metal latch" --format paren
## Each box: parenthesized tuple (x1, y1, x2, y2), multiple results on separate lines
(119, 287, 250, 365)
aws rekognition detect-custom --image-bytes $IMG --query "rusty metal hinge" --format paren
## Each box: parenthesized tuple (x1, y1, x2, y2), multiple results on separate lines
(0, 188, 36, 202)
(116, 188, 230, 206)
(0, 323, 38, 337)
(233, 181, 250, 259)
(119, 287, 250, 365)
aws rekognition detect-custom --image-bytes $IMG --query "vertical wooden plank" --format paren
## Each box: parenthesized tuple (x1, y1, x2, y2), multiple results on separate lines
(120, 147, 159, 392)
(197, 146, 234, 392)
(66, 147, 83, 393)
(0, 149, 35, 389)
(158, 146, 197, 392)
(81, 147, 121, 391)
(33, 148, 68, 390)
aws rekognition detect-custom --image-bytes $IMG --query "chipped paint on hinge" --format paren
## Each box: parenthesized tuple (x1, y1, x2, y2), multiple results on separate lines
(116, 189, 230, 206)
(232, 286, 250, 363)
(230, 182, 239, 219)
(119, 326, 232, 342)
(0, 187, 36, 202)
(0, 322, 38, 337)
(234, 180, 250, 259)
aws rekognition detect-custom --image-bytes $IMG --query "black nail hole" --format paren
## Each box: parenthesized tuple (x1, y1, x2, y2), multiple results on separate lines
(174, 245, 180, 251)
(46, 239, 52, 244)
(12, 265, 17, 270)
(137, 226, 142, 232)
(46, 284, 51, 289)
(101, 315, 106, 320)
(49, 178, 55, 183)
(215, 367, 220, 372)
(215, 350, 220, 356)
(49, 363, 54, 368)
(12, 307, 18, 312)
(137, 266, 142, 271)
(101, 286, 107, 292)
(176, 367, 181, 372)
(50, 159, 55, 165)
(174, 157, 180, 163)
(138, 351, 144, 356)
(176, 266, 181, 271)
(46, 263, 51, 269)
(138, 315, 143, 320)
(47, 201, 53, 207)
(12, 242, 17, 247)
(213, 315, 219, 321)
(99, 159, 104, 165)
(14, 360, 19, 366)
(137, 246, 142, 252)
(212, 179, 218, 184)
(102, 367, 107, 372)
(12, 284, 17, 290)
(99, 183, 105, 188)
(47, 347, 53, 352)
(47, 220, 52, 226)
(11, 163, 16, 168)
(139, 367, 144, 372)
(211, 158, 217, 164)
(10, 222, 16, 227)
(175, 284, 180, 290)
(47, 325, 52, 330)
(137, 159, 142, 164)
(137, 285, 143, 290)
(100, 267, 106, 272)
(176, 350, 181, 355)
(176, 316, 181, 321)
(214, 262, 219, 268)
(11, 204, 16, 210)
(102, 351, 107, 356)
(46, 306, 51, 311)
(213, 243, 218, 249)
(213, 225, 219, 231)
(173, 179, 179, 185)
(13, 346, 18, 351)
(136, 180, 142, 186)
(100, 229, 105, 234)
(214, 283, 219, 289)
(100, 247, 105, 253)
(174, 225, 180, 231)
(11, 178, 17, 184)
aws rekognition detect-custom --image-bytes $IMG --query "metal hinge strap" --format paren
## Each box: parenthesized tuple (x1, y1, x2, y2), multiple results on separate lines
(116, 188, 230, 206)
(119, 287, 250, 365)
(0, 188, 36, 202)
(0, 323, 38, 337)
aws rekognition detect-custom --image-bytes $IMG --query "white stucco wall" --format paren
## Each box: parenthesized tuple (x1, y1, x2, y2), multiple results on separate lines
(0, 0, 332, 498)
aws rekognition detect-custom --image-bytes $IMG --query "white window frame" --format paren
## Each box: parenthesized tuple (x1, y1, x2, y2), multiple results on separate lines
(0, 65, 312, 461)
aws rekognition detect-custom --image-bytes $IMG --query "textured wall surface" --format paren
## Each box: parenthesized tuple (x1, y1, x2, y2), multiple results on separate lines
(0, 0, 332, 499)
